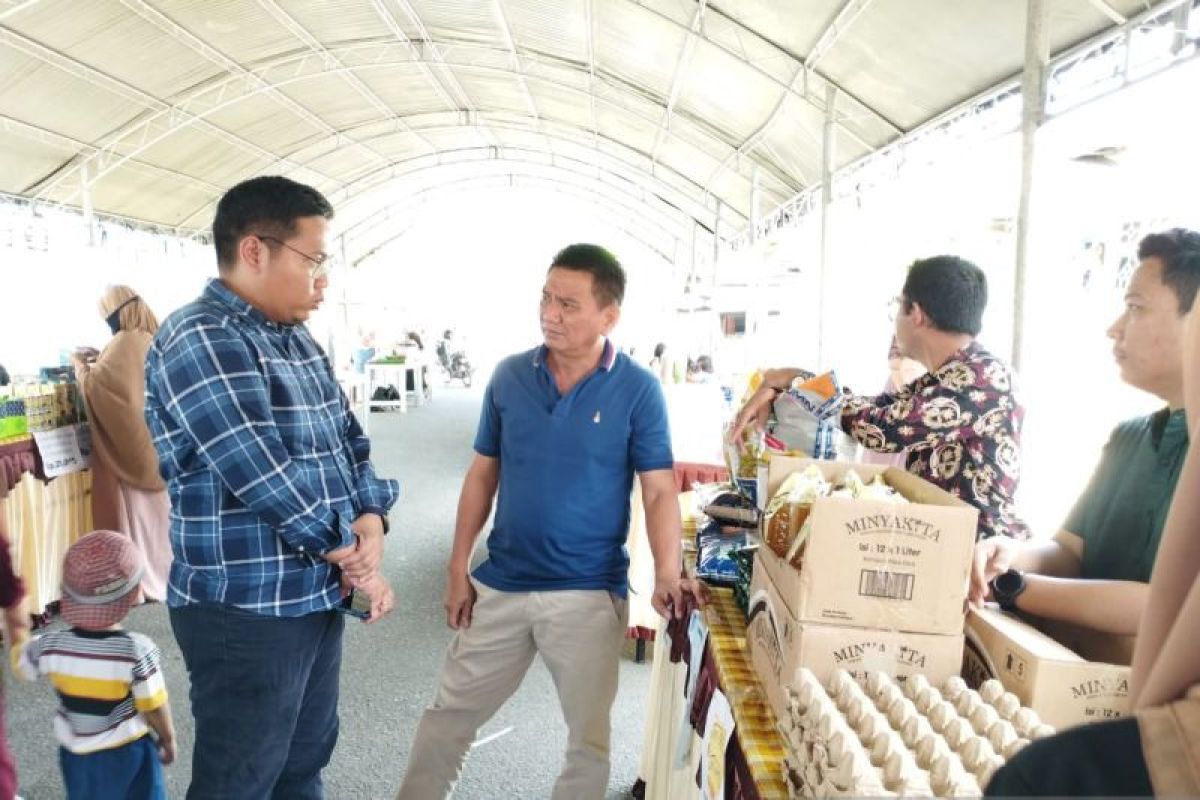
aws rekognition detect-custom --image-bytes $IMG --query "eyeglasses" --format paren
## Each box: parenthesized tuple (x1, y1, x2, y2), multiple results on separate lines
(257, 235, 334, 279)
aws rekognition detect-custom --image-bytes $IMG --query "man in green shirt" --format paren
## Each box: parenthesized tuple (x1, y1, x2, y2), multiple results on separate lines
(970, 228, 1200, 635)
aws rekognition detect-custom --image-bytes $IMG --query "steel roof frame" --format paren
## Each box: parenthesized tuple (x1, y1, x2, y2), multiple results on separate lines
(342, 172, 684, 266)
(18, 16, 862, 218)
(333, 146, 697, 238)
(115, 0, 400, 172)
(728, 0, 1196, 251)
(650, 0, 706, 166)
(381, 0, 503, 149)
(0, 26, 338, 195)
(45, 44, 797, 226)
(173, 117, 725, 234)
(702, 0, 879, 193)
(0, 114, 226, 196)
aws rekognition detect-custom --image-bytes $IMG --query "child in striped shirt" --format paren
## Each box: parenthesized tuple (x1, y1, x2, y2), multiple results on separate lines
(12, 530, 174, 800)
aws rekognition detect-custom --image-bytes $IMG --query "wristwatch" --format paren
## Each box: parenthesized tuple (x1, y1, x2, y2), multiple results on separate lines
(990, 569, 1027, 612)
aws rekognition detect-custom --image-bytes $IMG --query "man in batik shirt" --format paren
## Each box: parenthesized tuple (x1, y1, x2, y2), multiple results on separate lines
(732, 255, 1029, 541)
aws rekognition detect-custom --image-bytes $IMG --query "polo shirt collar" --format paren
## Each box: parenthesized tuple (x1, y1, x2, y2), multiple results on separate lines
(531, 339, 617, 372)
(1152, 407, 1188, 450)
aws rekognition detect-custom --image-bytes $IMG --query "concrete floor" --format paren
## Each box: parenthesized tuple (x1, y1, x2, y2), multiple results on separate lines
(5, 384, 653, 799)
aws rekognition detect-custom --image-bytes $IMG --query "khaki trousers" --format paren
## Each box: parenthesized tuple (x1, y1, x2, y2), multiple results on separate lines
(1139, 684, 1200, 795)
(397, 579, 629, 800)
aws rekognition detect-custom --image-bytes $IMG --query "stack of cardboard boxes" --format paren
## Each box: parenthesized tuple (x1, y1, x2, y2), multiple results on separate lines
(747, 457, 979, 725)
(963, 606, 1132, 729)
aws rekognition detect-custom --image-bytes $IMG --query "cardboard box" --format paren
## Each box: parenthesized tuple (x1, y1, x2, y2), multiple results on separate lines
(1036, 618, 1136, 667)
(963, 607, 1131, 730)
(747, 553, 964, 725)
(758, 457, 978, 635)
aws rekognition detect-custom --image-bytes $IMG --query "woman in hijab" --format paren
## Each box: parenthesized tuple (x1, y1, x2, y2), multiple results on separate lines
(71, 286, 171, 601)
(987, 308, 1200, 796)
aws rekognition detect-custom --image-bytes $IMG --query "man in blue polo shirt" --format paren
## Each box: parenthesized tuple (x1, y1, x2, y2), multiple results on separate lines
(397, 244, 705, 799)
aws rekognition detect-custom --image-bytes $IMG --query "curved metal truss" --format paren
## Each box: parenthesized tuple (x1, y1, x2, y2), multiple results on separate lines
(0, 0, 1174, 243)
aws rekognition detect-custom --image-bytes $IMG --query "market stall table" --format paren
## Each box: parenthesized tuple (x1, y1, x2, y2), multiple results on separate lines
(625, 463, 730, 653)
(0, 437, 93, 616)
(367, 361, 427, 413)
(337, 373, 371, 434)
(635, 563, 788, 799)
(1, 385, 95, 616)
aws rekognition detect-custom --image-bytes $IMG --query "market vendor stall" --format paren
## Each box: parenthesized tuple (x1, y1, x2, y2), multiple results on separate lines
(626, 462, 731, 648)
(0, 383, 94, 614)
(367, 356, 429, 413)
(634, 557, 788, 799)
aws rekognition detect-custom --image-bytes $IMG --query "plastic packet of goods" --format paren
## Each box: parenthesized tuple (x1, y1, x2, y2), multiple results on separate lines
(690, 482, 736, 513)
(788, 370, 843, 413)
(769, 370, 847, 460)
(695, 520, 747, 585)
(722, 422, 759, 481)
(783, 515, 814, 567)
(858, 475, 908, 503)
(832, 469, 868, 498)
(763, 466, 828, 559)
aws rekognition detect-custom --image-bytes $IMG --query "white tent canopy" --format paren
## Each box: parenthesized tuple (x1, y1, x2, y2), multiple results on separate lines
(0, 0, 1167, 254)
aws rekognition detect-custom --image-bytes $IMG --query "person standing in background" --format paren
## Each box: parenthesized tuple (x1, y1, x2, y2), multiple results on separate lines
(72, 287, 171, 601)
(353, 331, 377, 374)
(648, 342, 669, 383)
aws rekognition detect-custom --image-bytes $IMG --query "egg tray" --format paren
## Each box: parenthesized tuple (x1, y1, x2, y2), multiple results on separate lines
(777, 669, 1056, 798)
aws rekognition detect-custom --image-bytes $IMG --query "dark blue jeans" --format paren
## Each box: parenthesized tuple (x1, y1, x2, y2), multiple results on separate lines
(60, 735, 165, 800)
(170, 604, 344, 800)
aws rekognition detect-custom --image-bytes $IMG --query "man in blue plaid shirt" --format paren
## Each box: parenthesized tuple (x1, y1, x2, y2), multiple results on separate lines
(145, 176, 398, 800)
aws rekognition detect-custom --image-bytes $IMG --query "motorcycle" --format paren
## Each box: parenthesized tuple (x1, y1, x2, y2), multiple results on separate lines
(436, 340, 474, 387)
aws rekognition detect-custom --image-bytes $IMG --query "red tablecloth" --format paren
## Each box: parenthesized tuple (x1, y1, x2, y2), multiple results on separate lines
(0, 438, 43, 496)
(673, 462, 729, 493)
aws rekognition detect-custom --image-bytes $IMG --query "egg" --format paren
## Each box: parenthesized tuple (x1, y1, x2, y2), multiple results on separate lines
(902, 714, 933, 747)
(929, 700, 955, 731)
(979, 679, 1005, 705)
(943, 717, 971, 749)
(942, 676, 968, 699)
(1011, 707, 1040, 737)
(976, 755, 1004, 790)
(888, 697, 916, 729)
(1031, 723, 1056, 740)
(1003, 737, 1030, 760)
(969, 704, 1000, 736)
(915, 732, 949, 769)
(906, 673, 931, 699)
(915, 685, 942, 714)
(996, 692, 1022, 720)
(965, 737, 998, 770)
(987, 720, 1018, 752)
